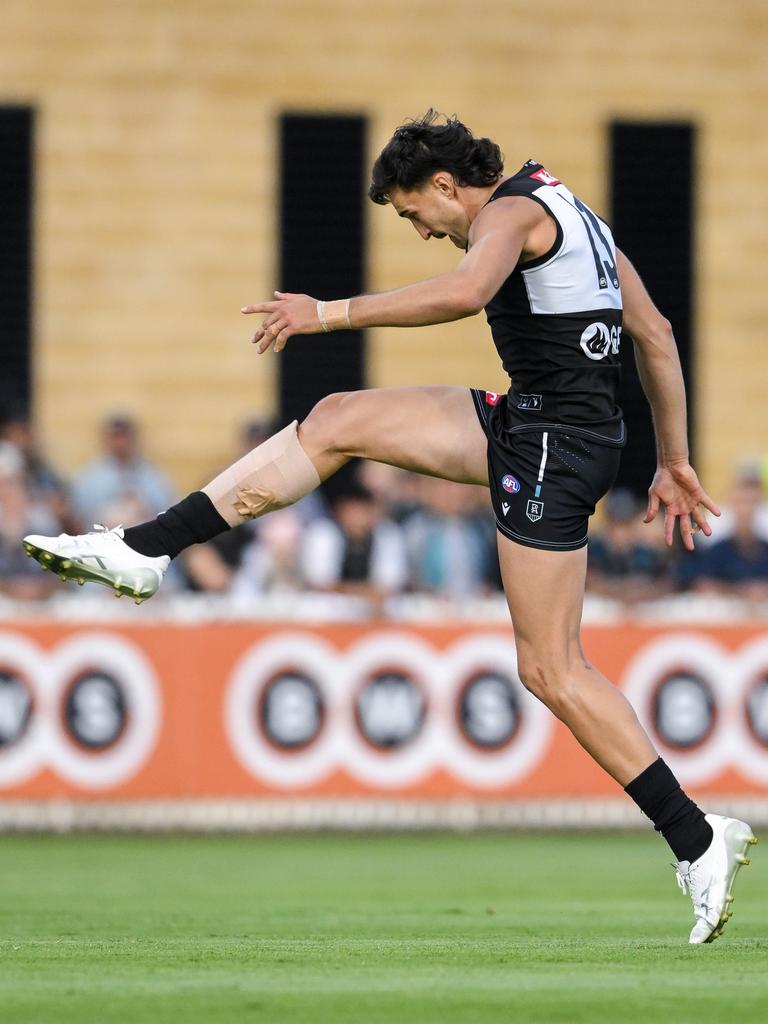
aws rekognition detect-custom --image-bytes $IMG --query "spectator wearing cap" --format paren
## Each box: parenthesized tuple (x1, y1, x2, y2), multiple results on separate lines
(681, 474, 768, 601)
(587, 488, 673, 603)
(0, 441, 62, 600)
(69, 414, 176, 530)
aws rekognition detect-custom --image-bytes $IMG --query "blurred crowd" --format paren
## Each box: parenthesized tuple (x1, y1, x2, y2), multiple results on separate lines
(2, 401, 768, 613)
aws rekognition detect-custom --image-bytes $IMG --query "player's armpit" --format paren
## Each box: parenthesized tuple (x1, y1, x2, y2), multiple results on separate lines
(457, 197, 550, 307)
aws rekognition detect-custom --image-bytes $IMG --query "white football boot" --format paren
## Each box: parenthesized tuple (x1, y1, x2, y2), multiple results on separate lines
(675, 813, 757, 944)
(23, 525, 170, 604)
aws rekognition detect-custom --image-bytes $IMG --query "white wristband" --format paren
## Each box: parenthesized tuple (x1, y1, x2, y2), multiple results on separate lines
(317, 300, 331, 333)
(321, 298, 352, 331)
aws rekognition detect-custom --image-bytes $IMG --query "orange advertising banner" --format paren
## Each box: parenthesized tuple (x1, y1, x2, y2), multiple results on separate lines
(1, 620, 767, 800)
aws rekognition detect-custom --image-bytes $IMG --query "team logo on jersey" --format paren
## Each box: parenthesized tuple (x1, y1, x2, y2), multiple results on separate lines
(501, 474, 520, 494)
(530, 168, 560, 186)
(484, 391, 501, 406)
(579, 322, 622, 361)
(526, 499, 544, 522)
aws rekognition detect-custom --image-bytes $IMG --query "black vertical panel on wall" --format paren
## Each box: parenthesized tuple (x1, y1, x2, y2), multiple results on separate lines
(0, 106, 33, 410)
(278, 115, 366, 427)
(610, 122, 695, 495)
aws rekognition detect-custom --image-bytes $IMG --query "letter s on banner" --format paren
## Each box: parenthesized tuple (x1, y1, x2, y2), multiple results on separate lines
(440, 635, 554, 788)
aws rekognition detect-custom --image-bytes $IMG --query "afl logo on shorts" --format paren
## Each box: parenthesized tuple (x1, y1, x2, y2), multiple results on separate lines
(501, 474, 520, 494)
(484, 391, 501, 406)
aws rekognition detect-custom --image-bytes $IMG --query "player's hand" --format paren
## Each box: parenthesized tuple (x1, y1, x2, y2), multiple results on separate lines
(241, 292, 320, 353)
(644, 461, 721, 552)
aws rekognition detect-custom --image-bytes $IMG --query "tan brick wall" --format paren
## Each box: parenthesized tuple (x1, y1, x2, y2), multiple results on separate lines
(0, 0, 765, 496)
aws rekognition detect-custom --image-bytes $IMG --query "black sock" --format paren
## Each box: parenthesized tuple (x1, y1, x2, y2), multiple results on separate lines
(625, 757, 713, 863)
(123, 491, 230, 560)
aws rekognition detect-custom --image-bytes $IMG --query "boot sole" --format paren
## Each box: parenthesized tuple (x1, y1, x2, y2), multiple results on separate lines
(23, 540, 159, 605)
(702, 827, 758, 944)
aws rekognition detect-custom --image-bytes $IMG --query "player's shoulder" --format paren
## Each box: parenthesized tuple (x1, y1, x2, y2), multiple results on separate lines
(472, 166, 551, 239)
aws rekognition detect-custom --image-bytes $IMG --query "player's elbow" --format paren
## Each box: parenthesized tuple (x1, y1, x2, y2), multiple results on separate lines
(653, 316, 674, 344)
(633, 315, 676, 353)
(451, 281, 487, 317)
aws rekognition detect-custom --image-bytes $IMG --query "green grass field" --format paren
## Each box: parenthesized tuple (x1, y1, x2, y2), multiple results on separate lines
(0, 831, 765, 1023)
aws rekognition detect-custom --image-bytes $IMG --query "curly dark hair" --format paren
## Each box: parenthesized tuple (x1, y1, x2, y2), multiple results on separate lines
(368, 110, 504, 205)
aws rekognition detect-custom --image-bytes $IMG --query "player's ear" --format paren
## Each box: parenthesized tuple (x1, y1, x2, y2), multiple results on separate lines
(432, 172, 456, 197)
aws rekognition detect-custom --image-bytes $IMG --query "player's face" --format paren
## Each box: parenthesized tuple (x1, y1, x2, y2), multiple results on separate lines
(389, 177, 469, 249)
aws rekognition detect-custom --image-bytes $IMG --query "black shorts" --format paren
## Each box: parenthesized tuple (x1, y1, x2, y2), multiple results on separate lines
(471, 389, 622, 551)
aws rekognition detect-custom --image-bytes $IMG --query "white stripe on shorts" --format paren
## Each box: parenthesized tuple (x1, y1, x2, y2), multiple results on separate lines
(537, 431, 549, 483)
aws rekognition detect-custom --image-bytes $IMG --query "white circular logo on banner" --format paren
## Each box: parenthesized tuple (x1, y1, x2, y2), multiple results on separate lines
(622, 633, 768, 785)
(225, 633, 342, 788)
(0, 632, 161, 789)
(440, 635, 553, 788)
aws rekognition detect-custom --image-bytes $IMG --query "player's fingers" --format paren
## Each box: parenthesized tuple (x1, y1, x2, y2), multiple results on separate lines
(691, 503, 712, 536)
(663, 506, 677, 547)
(644, 491, 660, 524)
(252, 314, 281, 345)
(679, 511, 696, 552)
(273, 326, 293, 352)
(241, 301, 280, 315)
(257, 320, 287, 353)
(697, 491, 721, 518)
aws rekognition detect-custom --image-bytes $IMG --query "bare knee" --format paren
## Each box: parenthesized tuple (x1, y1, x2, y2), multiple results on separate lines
(300, 391, 358, 458)
(516, 649, 588, 718)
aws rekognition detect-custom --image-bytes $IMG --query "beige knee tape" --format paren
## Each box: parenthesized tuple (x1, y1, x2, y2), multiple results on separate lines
(202, 420, 321, 526)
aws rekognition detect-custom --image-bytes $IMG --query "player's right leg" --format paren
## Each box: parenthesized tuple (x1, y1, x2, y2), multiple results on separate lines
(23, 386, 488, 601)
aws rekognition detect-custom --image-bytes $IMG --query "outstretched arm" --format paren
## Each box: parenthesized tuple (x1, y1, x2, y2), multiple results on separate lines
(242, 197, 544, 352)
(616, 248, 720, 550)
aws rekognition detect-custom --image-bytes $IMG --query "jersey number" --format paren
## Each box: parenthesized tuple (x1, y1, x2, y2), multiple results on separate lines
(569, 196, 620, 292)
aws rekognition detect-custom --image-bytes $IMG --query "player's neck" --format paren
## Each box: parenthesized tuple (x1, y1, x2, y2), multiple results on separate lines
(461, 177, 505, 224)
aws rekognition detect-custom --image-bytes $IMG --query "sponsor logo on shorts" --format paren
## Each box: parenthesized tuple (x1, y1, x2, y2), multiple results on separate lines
(529, 168, 560, 186)
(580, 322, 622, 361)
(501, 474, 520, 494)
(484, 391, 501, 406)
(517, 393, 542, 411)
(501, 502, 511, 516)
(526, 499, 544, 522)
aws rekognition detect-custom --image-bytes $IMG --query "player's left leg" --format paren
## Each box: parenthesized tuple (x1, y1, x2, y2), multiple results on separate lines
(496, 534, 756, 942)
